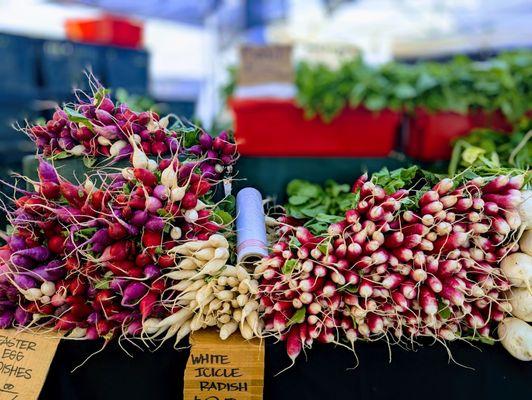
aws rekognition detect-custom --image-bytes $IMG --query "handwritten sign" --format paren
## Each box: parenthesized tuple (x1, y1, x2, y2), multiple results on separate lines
(238, 45, 293, 86)
(184, 330, 264, 400)
(0, 330, 62, 400)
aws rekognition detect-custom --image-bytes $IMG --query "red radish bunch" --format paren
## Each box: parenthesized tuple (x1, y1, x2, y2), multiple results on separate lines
(258, 174, 525, 361)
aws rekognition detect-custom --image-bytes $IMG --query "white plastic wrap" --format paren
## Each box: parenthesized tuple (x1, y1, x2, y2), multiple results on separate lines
(236, 187, 268, 264)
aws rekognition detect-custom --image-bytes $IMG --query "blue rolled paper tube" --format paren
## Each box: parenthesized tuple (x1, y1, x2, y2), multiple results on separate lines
(236, 187, 268, 264)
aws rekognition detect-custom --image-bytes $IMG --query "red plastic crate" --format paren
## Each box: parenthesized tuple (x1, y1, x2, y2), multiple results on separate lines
(405, 108, 513, 161)
(230, 99, 401, 157)
(66, 16, 143, 49)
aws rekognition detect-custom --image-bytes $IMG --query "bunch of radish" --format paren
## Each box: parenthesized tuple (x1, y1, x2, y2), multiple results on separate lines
(0, 122, 239, 342)
(25, 91, 178, 159)
(143, 234, 261, 344)
(22, 82, 238, 182)
(498, 189, 532, 361)
(258, 173, 530, 362)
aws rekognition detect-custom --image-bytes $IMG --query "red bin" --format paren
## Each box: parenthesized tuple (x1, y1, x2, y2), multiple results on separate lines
(405, 108, 512, 161)
(230, 99, 401, 157)
(66, 16, 143, 49)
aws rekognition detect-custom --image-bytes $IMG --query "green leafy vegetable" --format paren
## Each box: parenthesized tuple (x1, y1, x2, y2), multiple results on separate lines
(225, 50, 532, 123)
(282, 259, 298, 275)
(284, 179, 359, 233)
(448, 119, 532, 177)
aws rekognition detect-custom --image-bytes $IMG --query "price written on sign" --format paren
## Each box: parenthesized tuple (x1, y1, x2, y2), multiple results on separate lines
(184, 330, 264, 400)
(0, 330, 61, 400)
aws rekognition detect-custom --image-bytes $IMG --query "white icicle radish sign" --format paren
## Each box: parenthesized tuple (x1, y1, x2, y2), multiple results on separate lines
(183, 330, 265, 400)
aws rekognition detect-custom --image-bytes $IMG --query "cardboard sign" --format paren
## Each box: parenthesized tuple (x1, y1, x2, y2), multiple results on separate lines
(184, 330, 265, 400)
(0, 330, 62, 400)
(238, 45, 293, 86)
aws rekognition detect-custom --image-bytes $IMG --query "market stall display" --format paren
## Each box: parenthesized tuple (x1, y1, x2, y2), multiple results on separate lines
(258, 165, 531, 363)
(0, 65, 530, 400)
(0, 81, 244, 347)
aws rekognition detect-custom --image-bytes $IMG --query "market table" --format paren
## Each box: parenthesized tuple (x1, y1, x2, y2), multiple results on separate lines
(21, 156, 531, 399)
(39, 339, 530, 400)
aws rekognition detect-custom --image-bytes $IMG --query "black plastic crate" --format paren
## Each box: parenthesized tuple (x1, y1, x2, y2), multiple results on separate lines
(105, 47, 148, 94)
(0, 33, 39, 94)
(158, 100, 196, 119)
(40, 40, 105, 93)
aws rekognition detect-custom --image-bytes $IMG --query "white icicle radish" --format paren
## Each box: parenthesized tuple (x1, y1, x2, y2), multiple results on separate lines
(247, 280, 259, 294)
(216, 290, 234, 301)
(156, 308, 193, 329)
(236, 294, 249, 308)
(242, 300, 258, 319)
(208, 234, 229, 249)
(236, 265, 250, 281)
(171, 240, 210, 254)
(194, 200, 207, 211)
(246, 311, 260, 334)
(197, 258, 226, 276)
(190, 313, 204, 331)
(219, 321, 238, 340)
(238, 280, 250, 295)
(233, 309, 242, 323)
(214, 247, 230, 260)
(110, 140, 128, 157)
(226, 277, 238, 287)
(498, 317, 532, 361)
(175, 320, 192, 346)
(220, 266, 238, 278)
(166, 269, 197, 280)
(194, 247, 216, 261)
(143, 318, 162, 334)
(176, 257, 198, 270)
(240, 320, 254, 340)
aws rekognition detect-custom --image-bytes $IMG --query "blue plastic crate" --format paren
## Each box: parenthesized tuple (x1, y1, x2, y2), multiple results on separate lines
(105, 47, 148, 94)
(0, 33, 39, 94)
(40, 40, 105, 93)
